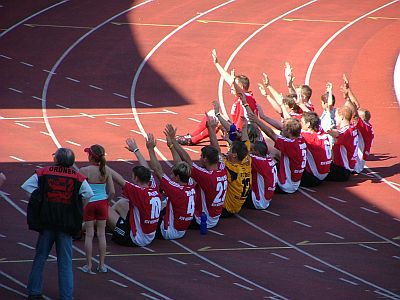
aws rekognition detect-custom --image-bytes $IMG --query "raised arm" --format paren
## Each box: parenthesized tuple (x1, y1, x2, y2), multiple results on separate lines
(258, 74, 282, 114)
(145, 133, 164, 179)
(257, 103, 282, 130)
(212, 49, 235, 86)
(342, 74, 360, 109)
(164, 129, 181, 164)
(285, 62, 296, 95)
(165, 124, 193, 165)
(213, 100, 231, 132)
(206, 113, 220, 152)
(249, 111, 277, 142)
(295, 86, 310, 112)
(106, 166, 126, 188)
(125, 138, 149, 168)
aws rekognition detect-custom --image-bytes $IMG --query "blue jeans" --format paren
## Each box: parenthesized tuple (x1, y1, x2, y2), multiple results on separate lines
(27, 230, 73, 300)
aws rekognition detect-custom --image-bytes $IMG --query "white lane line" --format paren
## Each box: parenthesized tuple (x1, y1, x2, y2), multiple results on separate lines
(374, 290, 399, 299)
(162, 109, 177, 115)
(116, 159, 134, 165)
(270, 253, 289, 260)
(89, 84, 103, 90)
(208, 229, 224, 236)
(79, 112, 95, 119)
(393, 218, 400, 222)
(40, 131, 51, 136)
(0, 283, 27, 298)
(32, 96, 44, 101)
(9, 156, 25, 162)
(360, 207, 379, 214)
(233, 282, 254, 291)
(304, 265, 324, 273)
(20, 200, 28, 204)
(328, 196, 347, 203)
(105, 121, 120, 127)
(300, 187, 316, 193)
(168, 257, 187, 265)
(65, 140, 81, 146)
(339, 278, 359, 286)
(325, 232, 345, 240)
(56, 104, 70, 109)
(20, 61, 33, 67)
(65, 76, 80, 83)
(138, 101, 153, 107)
(358, 244, 378, 251)
(157, 138, 167, 143)
(43, 69, 56, 75)
(183, 147, 199, 154)
(17, 242, 35, 250)
(0, 233, 5, 237)
(200, 269, 220, 278)
(109, 280, 128, 288)
(188, 117, 201, 122)
(113, 93, 128, 99)
(262, 210, 280, 217)
(130, 129, 144, 135)
(8, 88, 23, 94)
(392, 256, 400, 260)
(141, 293, 160, 300)
(293, 221, 312, 228)
(238, 240, 257, 248)
(142, 247, 155, 253)
(15, 122, 30, 128)
(0, 54, 12, 59)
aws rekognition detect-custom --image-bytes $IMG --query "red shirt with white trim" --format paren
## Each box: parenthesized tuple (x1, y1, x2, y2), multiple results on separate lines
(332, 125, 358, 171)
(274, 135, 307, 193)
(301, 130, 332, 180)
(191, 158, 228, 228)
(250, 154, 277, 209)
(355, 118, 374, 160)
(230, 92, 258, 130)
(160, 175, 195, 233)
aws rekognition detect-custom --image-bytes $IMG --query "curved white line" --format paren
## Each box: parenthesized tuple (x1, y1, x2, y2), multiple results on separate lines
(305, 0, 399, 85)
(0, 0, 70, 38)
(394, 52, 400, 106)
(130, 0, 235, 166)
(40, 0, 154, 148)
(171, 240, 288, 300)
(237, 214, 400, 300)
(217, 0, 318, 118)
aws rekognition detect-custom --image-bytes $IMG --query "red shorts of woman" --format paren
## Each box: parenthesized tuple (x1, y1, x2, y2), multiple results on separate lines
(83, 200, 109, 221)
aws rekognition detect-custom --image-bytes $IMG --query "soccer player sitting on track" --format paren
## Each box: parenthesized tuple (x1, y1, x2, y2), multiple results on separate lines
(79, 144, 115, 274)
(341, 74, 374, 173)
(144, 132, 196, 240)
(285, 62, 315, 112)
(107, 138, 162, 247)
(176, 49, 258, 146)
(299, 111, 332, 187)
(248, 109, 307, 194)
(326, 105, 359, 181)
(212, 95, 252, 217)
(166, 122, 228, 229)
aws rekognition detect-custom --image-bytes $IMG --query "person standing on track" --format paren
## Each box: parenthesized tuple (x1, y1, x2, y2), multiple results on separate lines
(166, 121, 228, 229)
(145, 132, 196, 240)
(106, 139, 162, 247)
(79, 144, 115, 274)
(21, 148, 94, 300)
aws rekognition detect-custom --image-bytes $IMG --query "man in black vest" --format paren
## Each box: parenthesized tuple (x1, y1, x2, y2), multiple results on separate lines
(21, 148, 93, 300)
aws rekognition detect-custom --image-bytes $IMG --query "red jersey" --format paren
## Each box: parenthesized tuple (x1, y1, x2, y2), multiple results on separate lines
(230, 92, 258, 130)
(355, 118, 374, 160)
(191, 157, 228, 228)
(332, 125, 358, 171)
(250, 154, 277, 209)
(123, 178, 161, 245)
(159, 175, 195, 238)
(274, 135, 307, 193)
(301, 130, 332, 180)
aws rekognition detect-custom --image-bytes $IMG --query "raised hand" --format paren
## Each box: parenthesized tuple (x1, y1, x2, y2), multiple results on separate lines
(258, 83, 267, 96)
(211, 49, 218, 64)
(205, 113, 218, 129)
(284, 62, 294, 86)
(146, 133, 156, 149)
(125, 138, 138, 152)
(164, 124, 177, 140)
(262, 73, 270, 87)
(212, 100, 220, 114)
(343, 74, 349, 88)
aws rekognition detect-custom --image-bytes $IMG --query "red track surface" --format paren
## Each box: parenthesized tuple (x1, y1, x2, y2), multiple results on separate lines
(1, 1, 399, 299)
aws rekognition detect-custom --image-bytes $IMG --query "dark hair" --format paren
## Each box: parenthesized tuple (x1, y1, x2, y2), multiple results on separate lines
(235, 75, 250, 91)
(54, 148, 75, 167)
(201, 145, 219, 165)
(89, 144, 106, 178)
(301, 85, 312, 100)
(132, 166, 151, 183)
(321, 92, 335, 106)
(283, 95, 301, 113)
(231, 140, 248, 161)
(284, 118, 301, 138)
(253, 141, 268, 157)
(302, 111, 320, 132)
(172, 161, 191, 183)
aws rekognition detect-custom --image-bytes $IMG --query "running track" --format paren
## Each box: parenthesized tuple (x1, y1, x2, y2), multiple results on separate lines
(0, 1, 399, 299)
